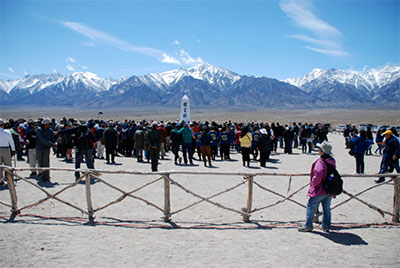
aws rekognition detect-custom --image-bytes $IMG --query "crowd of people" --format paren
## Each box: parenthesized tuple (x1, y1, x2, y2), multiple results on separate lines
(0, 118, 331, 174)
(0, 117, 398, 182)
(0, 116, 399, 233)
(342, 124, 400, 182)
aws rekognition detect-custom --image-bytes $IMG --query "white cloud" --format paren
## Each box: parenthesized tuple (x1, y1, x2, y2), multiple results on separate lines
(53, 68, 58, 73)
(305, 46, 350, 56)
(161, 53, 181, 65)
(289, 34, 339, 49)
(65, 64, 75, 71)
(65, 57, 76, 63)
(61, 21, 180, 65)
(280, 0, 349, 56)
(179, 49, 204, 65)
(8, 67, 14, 72)
(0, 72, 18, 79)
(173, 39, 180, 45)
(81, 65, 88, 70)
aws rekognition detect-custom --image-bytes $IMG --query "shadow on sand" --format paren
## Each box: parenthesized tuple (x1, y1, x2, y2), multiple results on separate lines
(314, 231, 368, 246)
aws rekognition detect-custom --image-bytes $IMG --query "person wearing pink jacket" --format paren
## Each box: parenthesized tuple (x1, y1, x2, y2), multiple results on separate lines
(298, 141, 336, 233)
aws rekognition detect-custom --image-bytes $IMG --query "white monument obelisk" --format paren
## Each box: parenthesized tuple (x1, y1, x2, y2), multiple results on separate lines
(180, 95, 190, 123)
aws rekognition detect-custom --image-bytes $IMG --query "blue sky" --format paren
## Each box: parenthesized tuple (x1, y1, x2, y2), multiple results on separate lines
(1, 0, 399, 80)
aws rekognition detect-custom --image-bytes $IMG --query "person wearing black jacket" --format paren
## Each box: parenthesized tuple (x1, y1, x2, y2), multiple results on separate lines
(170, 124, 183, 165)
(59, 120, 96, 181)
(283, 126, 294, 154)
(314, 124, 328, 144)
(366, 126, 374, 155)
(258, 128, 272, 167)
(25, 122, 39, 177)
(146, 121, 162, 172)
(103, 123, 119, 164)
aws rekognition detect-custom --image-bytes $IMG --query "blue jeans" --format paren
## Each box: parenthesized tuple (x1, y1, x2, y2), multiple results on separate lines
(379, 159, 400, 180)
(182, 143, 193, 164)
(75, 149, 94, 180)
(305, 195, 332, 230)
(355, 152, 365, 174)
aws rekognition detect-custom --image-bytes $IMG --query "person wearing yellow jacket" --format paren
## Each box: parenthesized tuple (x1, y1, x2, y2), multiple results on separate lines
(239, 126, 253, 167)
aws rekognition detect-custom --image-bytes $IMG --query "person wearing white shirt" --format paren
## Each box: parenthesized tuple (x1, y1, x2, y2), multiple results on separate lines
(0, 119, 16, 186)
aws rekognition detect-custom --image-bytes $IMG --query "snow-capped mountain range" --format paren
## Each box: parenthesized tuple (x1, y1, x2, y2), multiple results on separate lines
(0, 63, 399, 108)
(284, 65, 400, 93)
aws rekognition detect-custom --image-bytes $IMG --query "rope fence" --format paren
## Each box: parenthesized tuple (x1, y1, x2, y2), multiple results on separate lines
(0, 165, 399, 225)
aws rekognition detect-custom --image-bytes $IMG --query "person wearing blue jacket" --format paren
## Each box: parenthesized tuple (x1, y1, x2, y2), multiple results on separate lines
(350, 129, 374, 174)
(376, 129, 400, 183)
(251, 128, 260, 160)
(208, 127, 219, 161)
(219, 127, 231, 160)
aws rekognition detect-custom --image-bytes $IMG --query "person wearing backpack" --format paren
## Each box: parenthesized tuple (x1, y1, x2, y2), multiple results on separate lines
(298, 141, 336, 233)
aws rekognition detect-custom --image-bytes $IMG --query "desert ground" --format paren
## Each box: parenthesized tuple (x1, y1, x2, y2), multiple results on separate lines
(0, 121, 399, 267)
(1, 107, 399, 126)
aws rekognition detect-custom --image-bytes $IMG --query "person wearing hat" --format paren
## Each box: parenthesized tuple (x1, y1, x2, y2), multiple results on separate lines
(376, 130, 400, 183)
(299, 141, 336, 233)
(0, 119, 16, 186)
(36, 117, 56, 182)
(258, 128, 273, 167)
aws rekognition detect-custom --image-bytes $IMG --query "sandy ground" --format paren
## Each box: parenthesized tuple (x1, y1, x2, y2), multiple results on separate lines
(1, 107, 399, 126)
(1, 132, 400, 267)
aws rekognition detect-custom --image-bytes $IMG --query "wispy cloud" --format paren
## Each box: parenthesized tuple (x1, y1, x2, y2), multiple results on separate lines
(0, 72, 19, 79)
(280, 0, 349, 56)
(179, 49, 204, 65)
(61, 21, 184, 65)
(306, 47, 349, 57)
(8, 67, 15, 72)
(64, 57, 88, 72)
(53, 68, 58, 74)
(65, 57, 76, 63)
(65, 64, 75, 72)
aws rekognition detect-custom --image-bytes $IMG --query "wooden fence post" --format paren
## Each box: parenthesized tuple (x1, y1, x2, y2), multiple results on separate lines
(242, 176, 253, 222)
(163, 174, 171, 222)
(393, 177, 400, 223)
(6, 169, 18, 219)
(85, 173, 95, 224)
